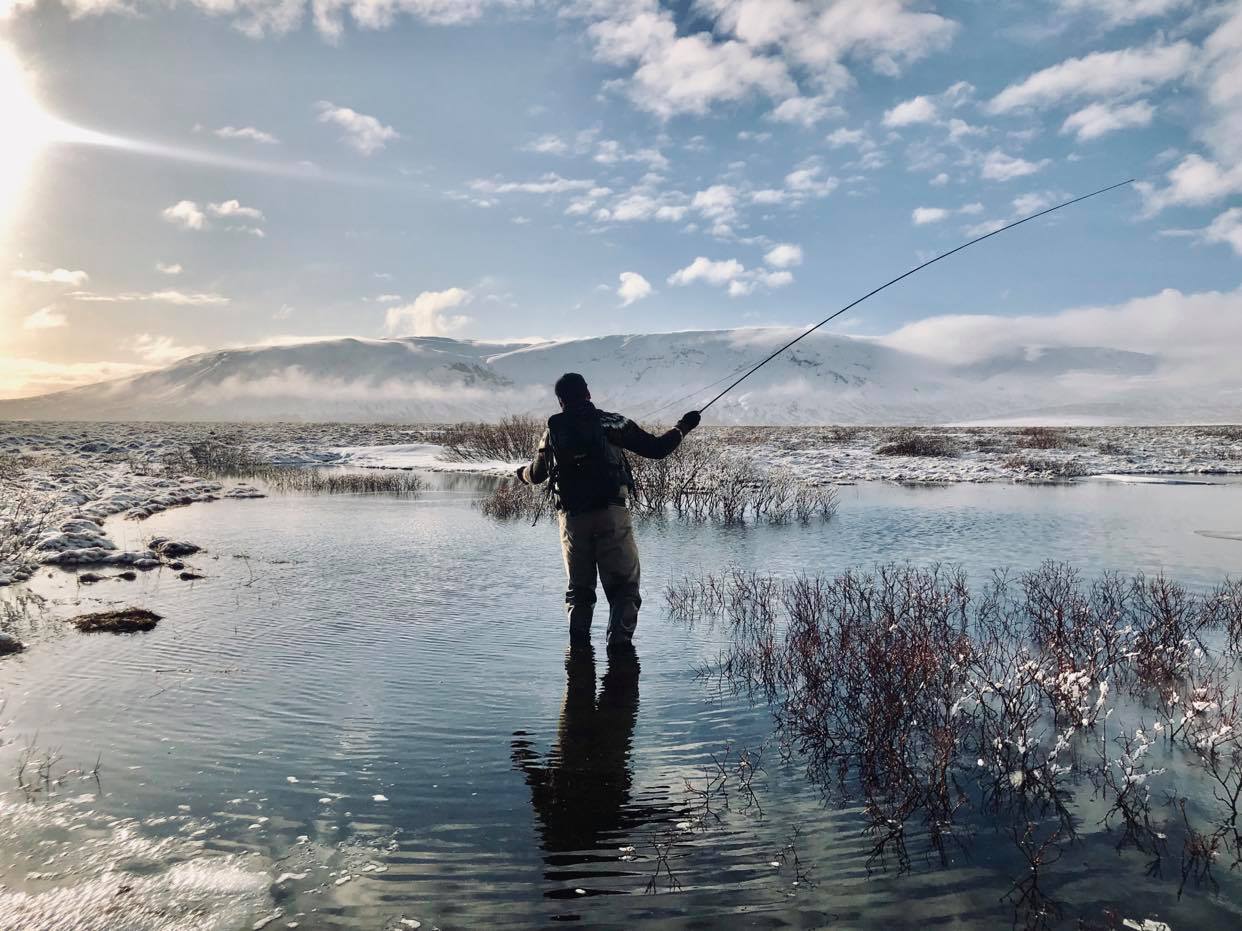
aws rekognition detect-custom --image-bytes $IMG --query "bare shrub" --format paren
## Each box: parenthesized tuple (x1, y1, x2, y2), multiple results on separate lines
(1003, 455, 1089, 478)
(477, 479, 554, 521)
(874, 429, 960, 458)
(438, 415, 543, 463)
(1016, 427, 1071, 450)
(162, 434, 264, 477)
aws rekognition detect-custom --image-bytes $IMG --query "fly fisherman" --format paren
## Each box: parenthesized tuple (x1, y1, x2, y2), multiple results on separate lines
(516, 373, 701, 649)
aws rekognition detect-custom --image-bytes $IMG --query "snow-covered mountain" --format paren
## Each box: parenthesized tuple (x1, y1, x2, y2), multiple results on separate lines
(1, 329, 1237, 424)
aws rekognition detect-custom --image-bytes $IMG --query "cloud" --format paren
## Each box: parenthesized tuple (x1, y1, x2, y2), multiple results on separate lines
(769, 95, 839, 127)
(912, 206, 949, 225)
(980, 149, 1049, 181)
(668, 256, 745, 288)
(471, 173, 595, 195)
(1137, 153, 1242, 213)
(384, 287, 472, 335)
(883, 94, 937, 127)
(667, 255, 793, 297)
(0, 356, 150, 400)
(22, 306, 67, 330)
(156, 262, 183, 275)
(1061, 100, 1154, 141)
(1056, 0, 1190, 27)
(764, 243, 802, 267)
(70, 289, 230, 306)
(13, 267, 88, 286)
(315, 101, 400, 155)
(617, 271, 653, 306)
(877, 285, 1242, 384)
(161, 200, 207, 230)
(127, 333, 208, 365)
(581, 0, 955, 119)
(214, 125, 279, 144)
(208, 199, 264, 220)
(1204, 207, 1242, 256)
(988, 41, 1193, 113)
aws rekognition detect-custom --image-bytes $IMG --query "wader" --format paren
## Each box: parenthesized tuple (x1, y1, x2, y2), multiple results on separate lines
(558, 504, 641, 646)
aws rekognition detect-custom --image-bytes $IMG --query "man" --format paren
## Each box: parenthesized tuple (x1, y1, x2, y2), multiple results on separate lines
(516, 372, 700, 648)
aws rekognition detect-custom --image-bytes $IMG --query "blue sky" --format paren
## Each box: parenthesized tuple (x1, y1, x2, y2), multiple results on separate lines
(2, 0, 1241, 398)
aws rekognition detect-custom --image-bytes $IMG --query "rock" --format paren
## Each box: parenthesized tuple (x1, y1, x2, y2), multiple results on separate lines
(134, 559, 161, 571)
(168, 561, 185, 571)
(78, 572, 105, 584)
(70, 608, 161, 633)
(115, 570, 137, 581)
(0, 632, 24, 655)
(179, 571, 205, 581)
(155, 540, 200, 558)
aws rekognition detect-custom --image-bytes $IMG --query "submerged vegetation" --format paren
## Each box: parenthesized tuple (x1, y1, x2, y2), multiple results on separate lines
(70, 607, 162, 633)
(478, 435, 838, 525)
(666, 562, 1242, 924)
(163, 435, 423, 497)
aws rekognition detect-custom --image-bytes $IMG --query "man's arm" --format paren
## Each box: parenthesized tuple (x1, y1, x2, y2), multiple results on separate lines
(607, 411, 701, 460)
(516, 430, 552, 484)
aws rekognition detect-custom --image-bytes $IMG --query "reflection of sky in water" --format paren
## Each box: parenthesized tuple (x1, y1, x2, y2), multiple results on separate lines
(1, 478, 1240, 928)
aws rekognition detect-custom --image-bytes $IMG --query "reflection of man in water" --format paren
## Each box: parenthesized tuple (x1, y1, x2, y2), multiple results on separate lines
(512, 644, 657, 897)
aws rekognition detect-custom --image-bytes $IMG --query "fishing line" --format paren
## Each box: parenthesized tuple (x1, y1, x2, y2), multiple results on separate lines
(640, 178, 1135, 420)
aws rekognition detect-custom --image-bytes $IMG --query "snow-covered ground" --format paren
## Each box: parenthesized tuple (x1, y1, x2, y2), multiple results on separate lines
(2, 421, 1239, 592)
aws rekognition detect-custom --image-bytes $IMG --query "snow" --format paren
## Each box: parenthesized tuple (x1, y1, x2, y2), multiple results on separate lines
(338, 443, 511, 474)
(1, 329, 1239, 425)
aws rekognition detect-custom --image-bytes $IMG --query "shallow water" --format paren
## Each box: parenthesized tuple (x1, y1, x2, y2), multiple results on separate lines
(2, 476, 1242, 929)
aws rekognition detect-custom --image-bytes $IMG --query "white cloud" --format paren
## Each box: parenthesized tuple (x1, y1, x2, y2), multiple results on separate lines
(878, 284, 1242, 384)
(764, 243, 802, 268)
(214, 125, 279, 144)
(593, 139, 669, 170)
(980, 150, 1049, 181)
(471, 173, 595, 195)
(0, 356, 150, 400)
(1137, 153, 1242, 213)
(315, 101, 400, 155)
(1061, 100, 1154, 141)
(161, 200, 207, 230)
(208, 199, 265, 221)
(156, 262, 183, 276)
(1205, 207, 1242, 256)
(784, 162, 838, 197)
(912, 206, 949, 225)
(883, 94, 937, 127)
(70, 289, 230, 306)
(617, 271, 653, 306)
(988, 41, 1193, 113)
(769, 95, 838, 127)
(668, 256, 745, 288)
(22, 306, 67, 330)
(13, 267, 88, 286)
(384, 287, 472, 335)
(1057, 0, 1190, 27)
(930, 172, 950, 187)
(524, 134, 570, 155)
(127, 333, 208, 365)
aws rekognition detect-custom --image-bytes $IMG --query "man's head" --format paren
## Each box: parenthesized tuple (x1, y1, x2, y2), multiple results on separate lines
(554, 372, 590, 409)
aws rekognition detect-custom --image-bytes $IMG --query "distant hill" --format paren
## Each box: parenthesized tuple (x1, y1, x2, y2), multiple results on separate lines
(1, 330, 1236, 424)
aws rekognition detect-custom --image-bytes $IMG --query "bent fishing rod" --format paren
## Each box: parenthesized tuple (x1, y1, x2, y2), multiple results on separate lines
(641, 178, 1134, 420)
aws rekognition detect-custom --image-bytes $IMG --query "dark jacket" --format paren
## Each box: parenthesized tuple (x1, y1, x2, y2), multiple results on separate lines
(518, 401, 684, 504)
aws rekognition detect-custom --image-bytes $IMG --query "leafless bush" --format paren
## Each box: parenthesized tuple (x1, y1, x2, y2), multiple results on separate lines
(438, 415, 543, 463)
(874, 429, 960, 458)
(477, 479, 554, 521)
(163, 434, 265, 477)
(0, 455, 56, 569)
(671, 562, 1242, 896)
(1017, 427, 1071, 450)
(1003, 455, 1089, 478)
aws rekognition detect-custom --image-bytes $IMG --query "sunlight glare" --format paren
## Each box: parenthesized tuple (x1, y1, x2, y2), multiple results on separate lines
(0, 43, 58, 237)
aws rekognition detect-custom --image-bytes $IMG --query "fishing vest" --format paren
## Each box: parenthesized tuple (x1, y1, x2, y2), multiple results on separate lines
(547, 408, 635, 515)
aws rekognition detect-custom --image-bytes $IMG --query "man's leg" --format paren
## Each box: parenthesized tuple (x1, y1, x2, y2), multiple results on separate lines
(559, 511, 598, 641)
(595, 505, 641, 647)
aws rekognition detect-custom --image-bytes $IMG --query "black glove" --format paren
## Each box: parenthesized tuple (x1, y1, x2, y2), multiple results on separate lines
(676, 411, 701, 434)
(513, 466, 527, 483)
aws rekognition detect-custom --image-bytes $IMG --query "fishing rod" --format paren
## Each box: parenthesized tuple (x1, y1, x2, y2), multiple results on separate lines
(641, 178, 1135, 420)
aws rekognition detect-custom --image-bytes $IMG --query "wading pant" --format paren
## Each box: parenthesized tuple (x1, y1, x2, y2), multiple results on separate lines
(558, 505, 641, 646)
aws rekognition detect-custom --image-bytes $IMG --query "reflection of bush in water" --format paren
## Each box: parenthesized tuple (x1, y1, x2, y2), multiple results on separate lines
(478, 437, 838, 524)
(666, 562, 1242, 920)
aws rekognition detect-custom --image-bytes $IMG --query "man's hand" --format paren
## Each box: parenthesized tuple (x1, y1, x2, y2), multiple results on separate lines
(513, 466, 527, 483)
(676, 410, 701, 435)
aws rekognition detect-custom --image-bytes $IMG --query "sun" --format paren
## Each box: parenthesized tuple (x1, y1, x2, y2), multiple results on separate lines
(0, 43, 60, 236)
